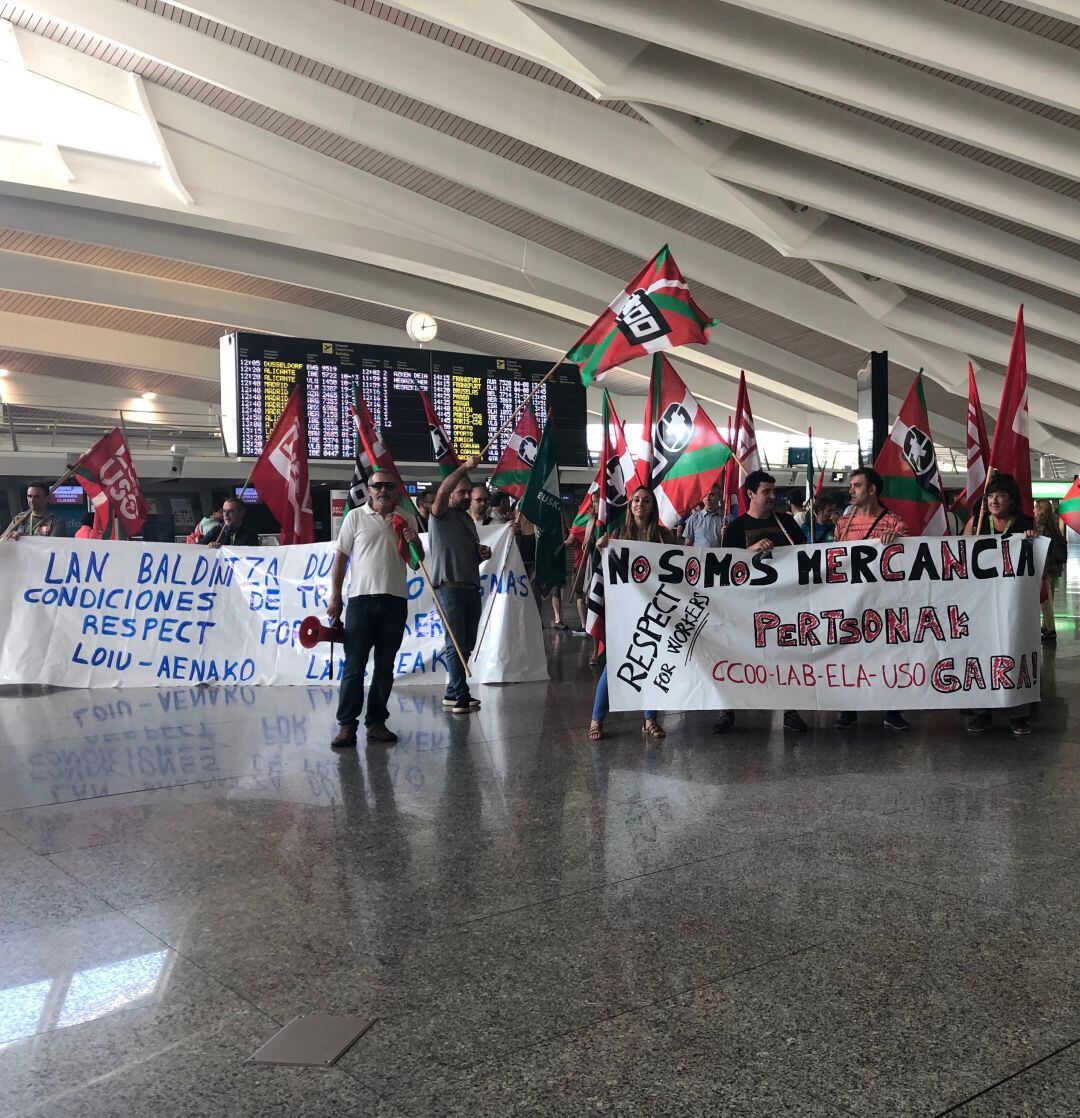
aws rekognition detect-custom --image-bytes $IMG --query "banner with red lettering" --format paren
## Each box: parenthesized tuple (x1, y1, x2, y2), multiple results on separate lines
(605, 536, 1048, 711)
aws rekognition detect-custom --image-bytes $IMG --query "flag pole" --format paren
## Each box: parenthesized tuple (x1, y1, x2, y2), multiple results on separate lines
(417, 556, 472, 679)
(1, 465, 79, 540)
(476, 356, 566, 460)
(807, 426, 814, 534)
(976, 465, 998, 535)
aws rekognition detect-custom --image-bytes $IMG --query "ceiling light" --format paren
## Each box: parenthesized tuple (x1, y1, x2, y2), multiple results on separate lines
(141, 391, 157, 400)
(0, 369, 8, 378)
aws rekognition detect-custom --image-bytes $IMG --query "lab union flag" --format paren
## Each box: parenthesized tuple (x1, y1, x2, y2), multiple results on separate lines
(874, 372, 947, 536)
(490, 405, 541, 498)
(634, 354, 732, 528)
(566, 245, 716, 386)
(419, 390, 462, 479)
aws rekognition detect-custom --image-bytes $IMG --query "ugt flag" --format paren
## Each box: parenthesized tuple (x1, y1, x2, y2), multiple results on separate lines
(520, 420, 565, 593)
(874, 371, 946, 536)
(989, 305, 1033, 516)
(567, 245, 715, 387)
(634, 354, 732, 528)
(250, 385, 314, 545)
(419, 390, 462, 479)
(490, 405, 541, 498)
(72, 427, 150, 539)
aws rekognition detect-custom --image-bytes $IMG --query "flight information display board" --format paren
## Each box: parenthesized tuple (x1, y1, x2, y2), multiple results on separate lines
(220, 333, 588, 467)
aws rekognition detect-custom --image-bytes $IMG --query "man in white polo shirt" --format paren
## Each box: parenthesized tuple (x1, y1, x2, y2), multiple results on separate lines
(327, 469, 422, 748)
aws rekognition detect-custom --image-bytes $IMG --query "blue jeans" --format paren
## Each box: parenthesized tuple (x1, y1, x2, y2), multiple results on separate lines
(436, 586, 482, 701)
(591, 667, 656, 722)
(336, 594, 408, 728)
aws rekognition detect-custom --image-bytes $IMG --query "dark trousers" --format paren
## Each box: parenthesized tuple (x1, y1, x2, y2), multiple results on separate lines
(336, 594, 408, 728)
(436, 586, 482, 701)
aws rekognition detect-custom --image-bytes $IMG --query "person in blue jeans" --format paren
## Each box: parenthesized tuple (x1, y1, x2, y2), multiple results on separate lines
(328, 470, 422, 747)
(428, 454, 492, 713)
(587, 486, 671, 742)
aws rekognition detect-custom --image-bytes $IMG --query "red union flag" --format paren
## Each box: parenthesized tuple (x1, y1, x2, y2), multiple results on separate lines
(250, 387, 314, 545)
(965, 361, 991, 513)
(989, 305, 1033, 516)
(732, 371, 761, 515)
(72, 427, 149, 539)
(566, 245, 716, 386)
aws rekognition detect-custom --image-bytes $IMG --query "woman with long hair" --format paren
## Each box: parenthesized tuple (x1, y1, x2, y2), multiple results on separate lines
(587, 486, 672, 742)
(963, 472, 1036, 736)
(1035, 499, 1067, 643)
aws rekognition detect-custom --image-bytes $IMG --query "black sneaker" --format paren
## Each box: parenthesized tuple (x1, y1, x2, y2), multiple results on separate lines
(711, 711, 735, 734)
(783, 710, 808, 733)
(966, 713, 992, 734)
(442, 697, 458, 708)
(1010, 717, 1032, 737)
(883, 712, 910, 731)
(365, 723, 398, 743)
(834, 711, 857, 729)
(451, 696, 481, 713)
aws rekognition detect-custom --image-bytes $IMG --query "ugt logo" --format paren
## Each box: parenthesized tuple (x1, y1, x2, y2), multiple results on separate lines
(615, 288, 672, 346)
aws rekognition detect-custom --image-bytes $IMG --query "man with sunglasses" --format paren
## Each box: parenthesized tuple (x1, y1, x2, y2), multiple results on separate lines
(429, 455, 492, 713)
(327, 469, 422, 748)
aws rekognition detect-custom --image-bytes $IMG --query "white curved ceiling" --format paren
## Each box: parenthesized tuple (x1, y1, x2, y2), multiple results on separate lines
(0, 0, 1077, 460)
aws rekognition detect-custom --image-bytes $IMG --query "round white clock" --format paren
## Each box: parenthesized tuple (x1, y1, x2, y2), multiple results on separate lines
(405, 312, 438, 344)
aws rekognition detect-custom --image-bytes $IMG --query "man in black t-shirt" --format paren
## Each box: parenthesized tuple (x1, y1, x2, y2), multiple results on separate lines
(715, 470, 809, 735)
(722, 471, 803, 552)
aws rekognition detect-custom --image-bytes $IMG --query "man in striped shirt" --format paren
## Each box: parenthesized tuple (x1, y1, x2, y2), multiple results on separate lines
(833, 467, 910, 732)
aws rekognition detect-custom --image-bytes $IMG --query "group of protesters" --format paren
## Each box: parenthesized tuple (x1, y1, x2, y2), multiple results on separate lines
(577, 467, 1068, 744)
(4, 458, 1070, 750)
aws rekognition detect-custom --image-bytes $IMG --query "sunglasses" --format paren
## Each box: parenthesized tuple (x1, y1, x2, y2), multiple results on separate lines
(370, 482, 397, 491)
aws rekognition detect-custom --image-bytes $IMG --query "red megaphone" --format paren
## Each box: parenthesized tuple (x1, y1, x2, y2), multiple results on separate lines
(298, 616, 345, 649)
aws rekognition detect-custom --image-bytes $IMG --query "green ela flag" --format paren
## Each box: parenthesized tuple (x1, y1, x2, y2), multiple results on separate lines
(520, 419, 565, 592)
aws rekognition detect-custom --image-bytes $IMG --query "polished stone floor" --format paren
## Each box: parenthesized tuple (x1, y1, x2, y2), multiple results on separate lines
(2, 580, 1080, 1116)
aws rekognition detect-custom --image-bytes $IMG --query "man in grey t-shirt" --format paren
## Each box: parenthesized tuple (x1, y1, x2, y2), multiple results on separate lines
(429, 456, 492, 713)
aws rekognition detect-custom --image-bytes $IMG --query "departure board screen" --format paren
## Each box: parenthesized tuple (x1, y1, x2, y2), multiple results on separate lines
(220, 333, 588, 466)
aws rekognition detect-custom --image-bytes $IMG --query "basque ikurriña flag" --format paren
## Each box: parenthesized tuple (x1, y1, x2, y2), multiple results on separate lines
(249, 385, 315, 545)
(586, 391, 634, 646)
(1059, 475, 1080, 536)
(566, 245, 716, 387)
(490, 404, 541, 498)
(72, 427, 150, 540)
(418, 390, 462, 479)
(634, 354, 732, 528)
(873, 371, 947, 536)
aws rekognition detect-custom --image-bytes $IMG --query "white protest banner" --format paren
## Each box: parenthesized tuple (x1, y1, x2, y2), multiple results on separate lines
(0, 524, 547, 689)
(605, 536, 1048, 712)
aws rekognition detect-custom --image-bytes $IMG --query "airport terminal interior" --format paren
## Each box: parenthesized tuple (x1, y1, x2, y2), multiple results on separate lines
(2, 1, 1080, 1115)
